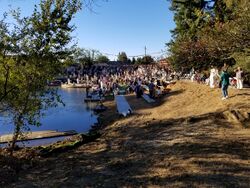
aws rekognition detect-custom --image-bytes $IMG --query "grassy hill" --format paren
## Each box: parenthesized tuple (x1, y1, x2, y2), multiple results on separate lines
(2, 81, 250, 187)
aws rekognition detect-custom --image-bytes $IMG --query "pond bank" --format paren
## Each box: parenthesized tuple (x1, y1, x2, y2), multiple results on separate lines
(1, 81, 250, 187)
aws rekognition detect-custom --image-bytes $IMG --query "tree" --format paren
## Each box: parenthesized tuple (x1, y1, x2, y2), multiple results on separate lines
(0, 0, 81, 155)
(132, 57, 136, 64)
(202, 0, 250, 77)
(135, 57, 142, 64)
(96, 55, 109, 63)
(167, 0, 214, 71)
(169, 0, 212, 39)
(63, 47, 101, 76)
(135, 56, 154, 64)
(127, 58, 132, 64)
(141, 55, 154, 64)
(168, 0, 249, 72)
(68, 47, 101, 67)
(117, 52, 128, 62)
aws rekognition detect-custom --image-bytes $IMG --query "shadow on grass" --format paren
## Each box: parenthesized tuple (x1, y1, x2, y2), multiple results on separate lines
(9, 110, 250, 187)
(230, 92, 250, 99)
(0, 154, 23, 186)
(125, 89, 184, 113)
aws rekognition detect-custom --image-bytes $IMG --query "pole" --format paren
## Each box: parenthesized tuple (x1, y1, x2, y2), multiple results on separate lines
(144, 46, 147, 56)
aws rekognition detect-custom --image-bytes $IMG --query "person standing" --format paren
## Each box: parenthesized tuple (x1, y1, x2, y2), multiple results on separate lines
(209, 66, 216, 88)
(149, 79, 155, 99)
(220, 68, 230, 100)
(236, 67, 244, 89)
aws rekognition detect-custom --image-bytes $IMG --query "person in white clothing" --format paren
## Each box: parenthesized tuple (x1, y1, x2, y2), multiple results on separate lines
(209, 66, 220, 88)
(209, 66, 216, 88)
(235, 67, 244, 89)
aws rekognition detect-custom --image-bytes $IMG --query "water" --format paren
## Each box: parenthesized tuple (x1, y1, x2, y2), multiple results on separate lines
(0, 88, 98, 146)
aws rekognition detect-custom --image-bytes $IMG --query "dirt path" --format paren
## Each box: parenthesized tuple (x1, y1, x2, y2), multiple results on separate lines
(6, 81, 250, 187)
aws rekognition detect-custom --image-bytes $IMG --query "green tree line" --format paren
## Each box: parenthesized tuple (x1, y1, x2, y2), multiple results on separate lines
(168, 0, 250, 79)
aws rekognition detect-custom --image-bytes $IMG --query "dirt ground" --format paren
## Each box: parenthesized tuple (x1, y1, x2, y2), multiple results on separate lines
(2, 81, 250, 187)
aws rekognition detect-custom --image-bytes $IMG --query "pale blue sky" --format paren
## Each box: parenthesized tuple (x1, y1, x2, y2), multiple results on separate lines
(0, 0, 175, 60)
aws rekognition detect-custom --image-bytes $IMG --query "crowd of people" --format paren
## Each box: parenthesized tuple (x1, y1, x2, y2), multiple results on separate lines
(65, 63, 246, 101)
(69, 64, 174, 99)
(190, 65, 246, 100)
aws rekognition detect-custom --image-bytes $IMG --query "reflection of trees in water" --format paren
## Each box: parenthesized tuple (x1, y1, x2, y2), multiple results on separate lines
(1, 88, 96, 134)
(86, 102, 96, 117)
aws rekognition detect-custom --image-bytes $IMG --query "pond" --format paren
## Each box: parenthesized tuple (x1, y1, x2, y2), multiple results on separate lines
(0, 88, 98, 146)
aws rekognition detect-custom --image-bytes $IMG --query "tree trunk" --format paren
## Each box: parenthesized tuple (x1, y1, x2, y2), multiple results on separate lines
(9, 117, 22, 156)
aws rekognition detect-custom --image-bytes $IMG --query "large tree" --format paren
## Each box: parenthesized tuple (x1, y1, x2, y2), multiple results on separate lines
(96, 55, 109, 63)
(117, 52, 128, 63)
(168, 0, 249, 73)
(0, 0, 81, 154)
(66, 47, 101, 67)
(169, 0, 212, 39)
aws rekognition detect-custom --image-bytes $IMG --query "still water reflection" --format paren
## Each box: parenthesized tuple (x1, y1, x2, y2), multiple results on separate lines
(0, 88, 98, 135)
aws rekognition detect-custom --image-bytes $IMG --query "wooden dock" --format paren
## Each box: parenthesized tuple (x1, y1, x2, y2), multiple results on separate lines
(0, 130, 77, 144)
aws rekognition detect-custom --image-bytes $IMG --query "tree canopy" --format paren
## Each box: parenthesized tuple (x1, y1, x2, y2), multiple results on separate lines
(96, 55, 109, 63)
(117, 52, 128, 63)
(136, 56, 154, 65)
(66, 47, 101, 67)
(0, 0, 82, 154)
(168, 0, 250, 77)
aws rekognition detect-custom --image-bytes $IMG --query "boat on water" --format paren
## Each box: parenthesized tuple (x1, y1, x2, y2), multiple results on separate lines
(93, 104, 107, 113)
(84, 96, 104, 102)
(84, 94, 104, 102)
(48, 80, 62, 86)
(61, 83, 87, 88)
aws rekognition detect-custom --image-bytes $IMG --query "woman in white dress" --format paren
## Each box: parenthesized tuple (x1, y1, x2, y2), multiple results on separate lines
(209, 66, 216, 88)
(236, 67, 244, 89)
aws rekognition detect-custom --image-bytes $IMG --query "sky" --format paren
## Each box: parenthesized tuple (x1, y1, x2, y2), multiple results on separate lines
(0, 0, 176, 60)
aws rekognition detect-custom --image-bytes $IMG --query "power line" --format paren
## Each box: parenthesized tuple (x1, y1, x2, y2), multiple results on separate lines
(100, 49, 167, 59)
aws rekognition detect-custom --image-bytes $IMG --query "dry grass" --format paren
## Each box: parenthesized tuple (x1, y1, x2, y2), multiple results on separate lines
(5, 81, 250, 187)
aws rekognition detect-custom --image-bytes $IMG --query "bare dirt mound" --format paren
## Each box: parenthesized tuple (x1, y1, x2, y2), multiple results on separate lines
(5, 81, 250, 187)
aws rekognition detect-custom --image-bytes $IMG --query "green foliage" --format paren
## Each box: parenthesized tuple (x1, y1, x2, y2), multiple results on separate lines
(141, 56, 154, 64)
(132, 57, 136, 64)
(96, 55, 109, 63)
(168, 0, 250, 74)
(0, 0, 81, 154)
(135, 57, 142, 64)
(170, 0, 212, 39)
(135, 56, 154, 64)
(66, 47, 101, 66)
(117, 52, 128, 62)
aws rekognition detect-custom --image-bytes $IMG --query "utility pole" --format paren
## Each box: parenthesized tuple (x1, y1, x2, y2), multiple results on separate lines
(144, 46, 147, 56)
